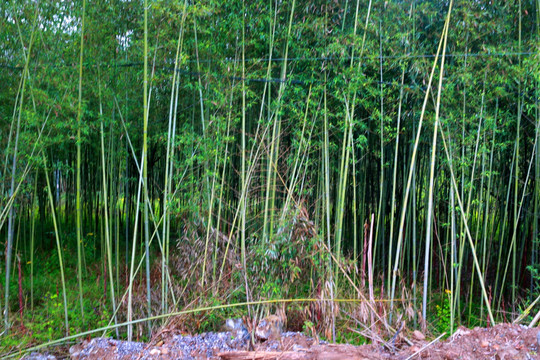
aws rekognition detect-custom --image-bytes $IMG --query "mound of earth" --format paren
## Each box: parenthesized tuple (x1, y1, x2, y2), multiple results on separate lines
(22, 323, 540, 360)
(413, 323, 539, 360)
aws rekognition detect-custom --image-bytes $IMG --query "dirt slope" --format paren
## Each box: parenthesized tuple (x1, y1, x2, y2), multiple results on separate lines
(22, 323, 540, 360)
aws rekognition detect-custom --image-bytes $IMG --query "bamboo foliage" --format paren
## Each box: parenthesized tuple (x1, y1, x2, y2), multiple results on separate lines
(0, 0, 538, 349)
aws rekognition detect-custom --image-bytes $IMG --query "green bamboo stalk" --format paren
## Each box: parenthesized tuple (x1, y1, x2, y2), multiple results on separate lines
(261, 0, 278, 244)
(376, 19, 386, 297)
(455, 30, 469, 322)
(335, 0, 372, 289)
(4, 4, 38, 334)
(97, 68, 119, 338)
(163, 0, 187, 310)
(193, 19, 206, 135)
(127, 143, 145, 341)
(43, 155, 69, 336)
(409, 0, 417, 327)
(498, 120, 537, 316)
(142, 0, 151, 335)
(0, 102, 51, 236)
(411, 124, 418, 327)
(341, 0, 349, 32)
(422, 3, 452, 325)
(352, 148, 358, 286)
(387, 67, 405, 304)
(479, 103, 497, 322)
(450, 184, 456, 332)
(75, 0, 87, 323)
(389, 2, 452, 319)
(212, 79, 235, 290)
(278, 87, 312, 224)
(512, 0, 523, 310)
(533, 0, 540, 303)
(267, 0, 297, 245)
(494, 145, 515, 309)
(192, 17, 211, 207)
(116, 90, 184, 337)
(30, 175, 37, 312)
(240, 0, 251, 314)
(334, 96, 353, 279)
(1, 77, 23, 202)
(464, 70, 487, 321)
(110, 100, 192, 327)
(323, 72, 335, 341)
(439, 120, 495, 326)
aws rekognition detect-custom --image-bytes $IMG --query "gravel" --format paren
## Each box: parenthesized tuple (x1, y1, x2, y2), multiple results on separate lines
(22, 352, 57, 360)
(170, 331, 250, 359)
(67, 331, 251, 360)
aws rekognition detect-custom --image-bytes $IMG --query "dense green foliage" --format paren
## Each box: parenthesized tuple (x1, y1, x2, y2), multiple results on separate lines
(1, 0, 539, 353)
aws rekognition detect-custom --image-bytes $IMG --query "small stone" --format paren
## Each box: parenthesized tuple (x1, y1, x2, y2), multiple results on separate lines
(225, 318, 250, 341)
(413, 330, 425, 341)
(255, 315, 283, 341)
(480, 340, 489, 348)
(409, 345, 420, 353)
(149, 348, 160, 356)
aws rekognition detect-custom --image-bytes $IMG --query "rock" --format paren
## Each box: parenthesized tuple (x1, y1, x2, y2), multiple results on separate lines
(69, 340, 89, 359)
(480, 340, 489, 348)
(412, 330, 425, 341)
(69, 345, 83, 359)
(452, 328, 471, 339)
(149, 348, 160, 355)
(255, 315, 283, 341)
(225, 318, 250, 341)
(225, 318, 244, 332)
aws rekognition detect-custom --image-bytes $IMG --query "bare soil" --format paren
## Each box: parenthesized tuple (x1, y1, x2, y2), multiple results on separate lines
(24, 323, 540, 360)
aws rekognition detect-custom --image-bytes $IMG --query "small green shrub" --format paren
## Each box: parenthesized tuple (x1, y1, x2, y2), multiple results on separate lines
(435, 296, 451, 334)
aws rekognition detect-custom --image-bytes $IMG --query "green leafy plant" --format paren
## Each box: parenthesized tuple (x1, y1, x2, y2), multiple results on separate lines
(436, 295, 451, 334)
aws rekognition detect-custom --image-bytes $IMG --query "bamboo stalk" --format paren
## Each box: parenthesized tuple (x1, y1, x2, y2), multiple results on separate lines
(389, 1, 452, 319)
(422, 2, 452, 325)
(43, 155, 69, 336)
(4, 4, 38, 334)
(142, 0, 151, 336)
(97, 67, 119, 338)
(75, 0, 87, 323)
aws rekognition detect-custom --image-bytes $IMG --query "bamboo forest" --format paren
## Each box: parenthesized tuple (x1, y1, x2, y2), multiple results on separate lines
(1, 0, 540, 358)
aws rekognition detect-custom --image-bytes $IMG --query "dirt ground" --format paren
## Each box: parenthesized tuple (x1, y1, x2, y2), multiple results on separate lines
(407, 323, 540, 360)
(22, 323, 540, 360)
